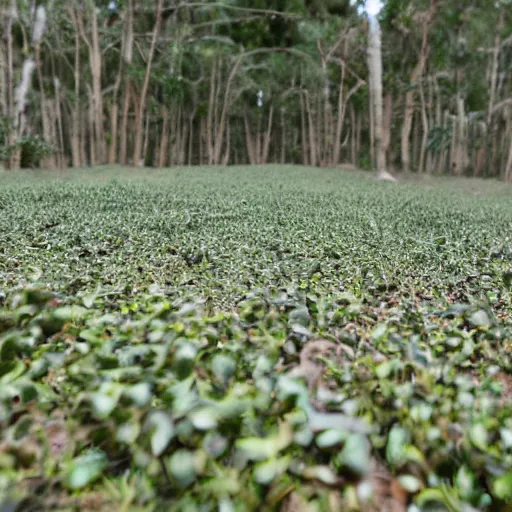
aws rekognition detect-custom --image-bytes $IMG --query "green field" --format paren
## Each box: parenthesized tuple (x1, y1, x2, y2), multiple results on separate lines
(2, 166, 512, 510)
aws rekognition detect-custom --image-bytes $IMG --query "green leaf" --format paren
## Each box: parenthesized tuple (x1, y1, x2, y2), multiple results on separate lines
(147, 411, 174, 457)
(493, 472, 512, 501)
(398, 475, 422, 493)
(211, 354, 237, 383)
(455, 466, 475, 500)
(65, 450, 108, 490)
(470, 423, 488, 451)
(219, 498, 236, 512)
(254, 455, 291, 485)
(167, 450, 203, 488)
(203, 433, 228, 458)
(116, 420, 141, 445)
(173, 343, 197, 380)
(415, 488, 448, 507)
(386, 426, 408, 467)
(316, 429, 347, 448)
(189, 407, 219, 430)
(338, 433, 370, 476)
(301, 465, 338, 485)
(236, 422, 292, 461)
(469, 310, 491, 328)
(90, 392, 120, 419)
(376, 358, 401, 379)
(53, 305, 87, 323)
(501, 428, 512, 449)
(372, 324, 387, 341)
(125, 382, 152, 407)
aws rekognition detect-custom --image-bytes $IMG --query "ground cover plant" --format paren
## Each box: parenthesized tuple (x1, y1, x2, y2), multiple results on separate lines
(1, 165, 512, 511)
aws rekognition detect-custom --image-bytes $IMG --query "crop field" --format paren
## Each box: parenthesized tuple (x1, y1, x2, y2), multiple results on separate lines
(1, 166, 512, 510)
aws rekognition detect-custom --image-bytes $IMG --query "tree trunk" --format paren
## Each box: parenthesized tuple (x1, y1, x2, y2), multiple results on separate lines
(69, 6, 82, 168)
(133, 0, 164, 167)
(4, 2, 15, 169)
(305, 93, 317, 167)
(383, 92, 392, 159)
(35, 48, 56, 169)
(158, 109, 170, 168)
(87, 86, 96, 166)
(418, 78, 429, 173)
(505, 134, 512, 183)
(367, 15, 388, 178)
(244, 112, 256, 164)
(262, 106, 274, 164)
(119, 84, 131, 165)
(109, 0, 133, 163)
(89, 2, 105, 164)
(280, 108, 286, 164)
(400, 1, 436, 173)
(142, 108, 151, 166)
(333, 64, 346, 165)
(300, 92, 309, 165)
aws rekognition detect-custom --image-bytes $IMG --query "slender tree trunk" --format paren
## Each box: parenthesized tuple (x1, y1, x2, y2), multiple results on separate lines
(356, 110, 362, 166)
(188, 112, 195, 166)
(158, 109, 169, 168)
(244, 112, 256, 164)
(199, 117, 205, 165)
(505, 134, 512, 183)
(367, 14, 388, 178)
(87, 86, 96, 166)
(280, 108, 286, 164)
(4, 2, 15, 169)
(119, 83, 131, 165)
(400, 1, 436, 173)
(80, 108, 87, 166)
(368, 84, 375, 167)
(222, 122, 230, 165)
(109, 0, 133, 164)
(333, 64, 346, 165)
(35, 47, 56, 168)
(206, 60, 216, 165)
(54, 79, 65, 168)
(142, 108, 151, 166)
(305, 93, 317, 166)
(262, 106, 274, 164)
(383, 92, 392, 159)
(133, 0, 164, 166)
(0, 33, 6, 120)
(350, 104, 356, 165)
(300, 93, 309, 165)
(69, 7, 82, 168)
(418, 78, 429, 173)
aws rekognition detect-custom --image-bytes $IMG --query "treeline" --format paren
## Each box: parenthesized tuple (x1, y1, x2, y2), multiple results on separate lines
(1, 0, 511, 179)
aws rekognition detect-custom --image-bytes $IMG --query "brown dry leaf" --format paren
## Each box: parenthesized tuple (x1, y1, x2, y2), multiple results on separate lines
(327, 491, 344, 511)
(281, 491, 314, 512)
(44, 419, 69, 458)
(288, 339, 345, 409)
(496, 371, 512, 404)
(361, 460, 407, 512)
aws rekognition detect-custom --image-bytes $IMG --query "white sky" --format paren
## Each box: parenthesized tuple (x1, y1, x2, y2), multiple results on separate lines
(351, 0, 384, 16)
(366, 0, 384, 15)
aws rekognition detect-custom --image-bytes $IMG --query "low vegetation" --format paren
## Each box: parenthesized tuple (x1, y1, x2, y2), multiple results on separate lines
(1, 166, 512, 510)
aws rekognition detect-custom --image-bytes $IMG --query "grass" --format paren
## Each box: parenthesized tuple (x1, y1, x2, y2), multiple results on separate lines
(1, 165, 512, 511)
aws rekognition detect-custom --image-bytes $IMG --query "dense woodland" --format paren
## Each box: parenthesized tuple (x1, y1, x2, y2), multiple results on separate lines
(1, 0, 512, 179)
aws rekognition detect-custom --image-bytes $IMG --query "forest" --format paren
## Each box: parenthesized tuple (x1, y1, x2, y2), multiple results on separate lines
(1, 0, 511, 179)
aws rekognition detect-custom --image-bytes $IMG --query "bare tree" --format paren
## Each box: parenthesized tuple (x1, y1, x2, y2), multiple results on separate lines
(366, 6, 395, 181)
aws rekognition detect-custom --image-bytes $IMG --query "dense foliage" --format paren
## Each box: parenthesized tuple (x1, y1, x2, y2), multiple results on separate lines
(1, 166, 512, 510)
